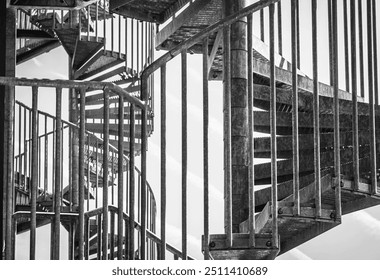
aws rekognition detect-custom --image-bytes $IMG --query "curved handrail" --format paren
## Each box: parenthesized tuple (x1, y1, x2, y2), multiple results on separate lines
(14, 100, 157, 212)
(141, 0, 280, 81)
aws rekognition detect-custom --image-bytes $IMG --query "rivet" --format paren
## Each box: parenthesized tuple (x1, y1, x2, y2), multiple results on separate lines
(266, 241, 272, 247)
(209, 241, 216, 248)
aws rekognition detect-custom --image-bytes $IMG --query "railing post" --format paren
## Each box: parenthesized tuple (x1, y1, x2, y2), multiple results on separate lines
(269, 3, 278, 248)
(129, 103, 135, 260)
(117, 94, 124, 260)
(181, 50, 188, 260)
(160, 65, 167, 260)
(291, 0, 300, 216)
(52, 87, 62, 260)
(102, 88, 110, 260)
(0, 3, 16, 261)
(78, 88, 86, 260)
(312, 0, 322, 217)
(332, 0, 342, 219)
(203, 37, 210, 260)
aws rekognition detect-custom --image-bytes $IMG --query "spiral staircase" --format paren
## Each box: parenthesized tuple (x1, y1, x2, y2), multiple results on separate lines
(1, 0, 380, 260)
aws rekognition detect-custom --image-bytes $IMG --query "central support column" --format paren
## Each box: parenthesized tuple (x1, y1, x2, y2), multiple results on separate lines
(223, 0, 248, 232)
(0, 0, 16, 259)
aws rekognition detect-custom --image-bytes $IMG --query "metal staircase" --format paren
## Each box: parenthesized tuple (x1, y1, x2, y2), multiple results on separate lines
(1, 0, 380, 260)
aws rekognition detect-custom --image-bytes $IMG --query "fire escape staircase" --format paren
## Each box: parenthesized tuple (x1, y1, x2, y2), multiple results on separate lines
(6, 0, 380, 260)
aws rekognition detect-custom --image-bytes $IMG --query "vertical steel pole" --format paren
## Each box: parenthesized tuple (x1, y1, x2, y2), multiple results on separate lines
(181, 50, 188, 260)
(332, 0, 342, 219)
(351, 0, 360, 191)
(30, 86, 38, 260)
(277, 1, 283, 55)
(78, 88, 86, 260)
(269, 3, 278, 248)
(160, 65, 166, 260)
(343, 0, 350, 92)
(117, 95, 124, 260)
(358, 0, 365, 97)
(373, 0, 379, 106)
(291, 0, 300, 215)
(141, 91, 148, 260)
(367, 0, 377, 194)
(312, 0, 321, 217)
(53, 87, 62, 260)
(129, 104, 135, 260)
(247, 14, 255, 247)
(223, 25, 232, 248)
(102, 89, 110, 259)
(203, 37, 210, 260)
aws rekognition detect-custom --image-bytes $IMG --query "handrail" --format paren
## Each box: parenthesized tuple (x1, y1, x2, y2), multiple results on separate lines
(141, 0, 280, 79)
(13, 100, 157, 209)
(0, 77, 146, 109)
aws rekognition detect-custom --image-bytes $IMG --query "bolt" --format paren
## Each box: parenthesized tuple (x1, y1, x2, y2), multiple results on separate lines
(266, 241, 272, 247)
(209, 241, 216, 248)
(278, 208, 283, 215)
(330, 212, 335, 219)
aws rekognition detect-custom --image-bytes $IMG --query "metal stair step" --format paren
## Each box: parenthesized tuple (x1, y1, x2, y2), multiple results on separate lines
(85, 123, 151, 138)
(253, 111, 380, 135)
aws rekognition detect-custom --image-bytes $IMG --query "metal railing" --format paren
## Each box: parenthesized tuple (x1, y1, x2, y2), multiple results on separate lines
(141, 0, 380, 259)
(0, 77, 156, 260)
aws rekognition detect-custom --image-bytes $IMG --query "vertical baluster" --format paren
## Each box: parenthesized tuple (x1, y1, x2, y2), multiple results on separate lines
(117, 94, 124, 260)
(137, 22, 140, 75)
(247, 14, 255, 247)
(87, 136, 90, 211)
(78, 88, 86, 260)
(291, 0, 300, 215)
(332, 0, 342, 218)
(223, 25, 232, 248)
(111, 12, 114, 54)
(18, 105, 22, 190)
(112, 150, 115, 205)
(277, 1, 282, 55)
(23, 107, 27, 192)
(269, 3, 278, 248)
(97, 213, 102, 260)
(358, 0, 365, 97)
(141, 104, 148, 259)
(203, 37, 210, 260)
(296, 0, 300, 69)
(119, 15, 121, 57)
(312, 0, 322, 217)
(70, 10, 73, 28)
(96, 138, 99, 208)
(84, 217, 89, 260)
(96, 1, 99, 41)
(44, 115, 48, 199)
(131, 19, 134, 73)
(351, 0, 360, 192)
(367, 0, 377, 194)
(328, 0, 334, 85)
(30, 86, 38, 260)
(102, 89, 110, 259)
(373, 0, 379, 105)
(181, 50, 187, 260)
(129, 104, 135, 260)
(160, 65, 166, 260)
(145, 22, 148, 68)
(60, 125, 63, 206)
(103, 0, 106, 52)
(125, 17, 128, 71)
(344, 0, 350, 92)
(87, 5, 90, 41)
(110, 211, 115, 259)
(260, 8, 265, 42)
